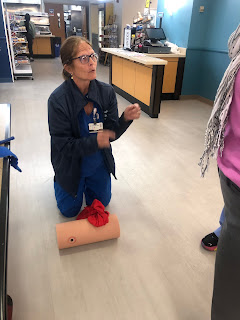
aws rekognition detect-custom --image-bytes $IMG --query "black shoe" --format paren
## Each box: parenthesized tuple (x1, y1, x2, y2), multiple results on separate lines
(30, 57, 34, 62)
(201, 232, 218, 251)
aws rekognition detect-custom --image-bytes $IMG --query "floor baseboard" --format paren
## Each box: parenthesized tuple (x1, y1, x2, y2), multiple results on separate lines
(180, 95, 213, 106)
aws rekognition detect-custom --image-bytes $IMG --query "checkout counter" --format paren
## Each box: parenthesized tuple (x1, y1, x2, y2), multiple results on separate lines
(33, 35, 57, 57)
(149, 48, 186, 99)
(103, 27, 186, 118)
(102, 48, 167, 118)
(140, 28, 186, 99)
(33, 35, 55, 56)
(102, 47, 186, 118)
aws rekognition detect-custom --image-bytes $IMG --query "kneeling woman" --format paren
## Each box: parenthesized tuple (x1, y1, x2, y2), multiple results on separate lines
(48, 36, 141, 217)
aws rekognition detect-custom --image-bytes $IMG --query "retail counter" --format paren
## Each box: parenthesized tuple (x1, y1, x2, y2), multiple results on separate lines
(101, 48, 186, 117)
(147, 48, 186, 99)
(101, 48, 168, 118)
(33, 35, 55, 57)
(0, 104, 12, 320)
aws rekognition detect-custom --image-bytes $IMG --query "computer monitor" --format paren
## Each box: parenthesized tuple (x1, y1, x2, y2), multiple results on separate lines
(146, 28, 166, 43)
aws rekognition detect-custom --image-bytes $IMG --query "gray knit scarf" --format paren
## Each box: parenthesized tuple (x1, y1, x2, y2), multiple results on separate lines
(199, 24, 240, 177)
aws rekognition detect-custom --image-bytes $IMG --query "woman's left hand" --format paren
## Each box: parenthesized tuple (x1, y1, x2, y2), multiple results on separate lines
(124, 103, 141, 121)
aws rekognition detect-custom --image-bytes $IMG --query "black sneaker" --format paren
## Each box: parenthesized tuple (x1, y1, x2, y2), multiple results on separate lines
(201, 232, 218, 251)
(30, 57, 34, 62)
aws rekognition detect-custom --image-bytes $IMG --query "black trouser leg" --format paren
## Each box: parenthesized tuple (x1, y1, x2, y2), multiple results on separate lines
(211, 170, 240, 319)
(26, 34, 33, 58)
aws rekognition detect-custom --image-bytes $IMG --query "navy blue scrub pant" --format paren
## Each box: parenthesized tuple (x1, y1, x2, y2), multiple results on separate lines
(54, 163, 111, 218)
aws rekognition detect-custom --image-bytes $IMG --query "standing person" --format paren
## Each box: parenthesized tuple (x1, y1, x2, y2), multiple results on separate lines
(48, 36, 141, 218)
(24, 13, 35, 62)
(199, 24, 240, 319)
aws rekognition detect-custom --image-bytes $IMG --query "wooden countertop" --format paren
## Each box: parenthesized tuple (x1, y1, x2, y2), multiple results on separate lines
(101, 48, 168, 66)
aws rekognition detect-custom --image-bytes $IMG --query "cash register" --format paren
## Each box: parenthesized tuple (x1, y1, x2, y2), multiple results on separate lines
(142, 28, 171, 54)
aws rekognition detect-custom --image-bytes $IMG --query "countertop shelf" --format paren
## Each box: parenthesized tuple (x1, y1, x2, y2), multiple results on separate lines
(34, 23, 50, 26)
(101, 48, 168, 66)
(102, 47, 186, 60)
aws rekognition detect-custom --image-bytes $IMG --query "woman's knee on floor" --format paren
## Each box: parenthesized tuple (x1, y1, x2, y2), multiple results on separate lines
(56, 195, 83, 218)
(60, 205, 82, 218)
(85, 188, 111, 207)
(54, 180, 84, 218)
(100, 192, 111, 207)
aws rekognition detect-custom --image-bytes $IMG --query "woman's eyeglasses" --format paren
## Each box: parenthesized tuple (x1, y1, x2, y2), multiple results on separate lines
(70, 53, 98, 64)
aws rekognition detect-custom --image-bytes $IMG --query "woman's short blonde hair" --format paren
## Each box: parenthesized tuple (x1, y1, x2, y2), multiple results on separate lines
(60, 36, 92, 80)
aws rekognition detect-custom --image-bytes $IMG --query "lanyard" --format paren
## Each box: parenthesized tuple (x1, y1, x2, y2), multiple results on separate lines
(93, 107, 99, 125)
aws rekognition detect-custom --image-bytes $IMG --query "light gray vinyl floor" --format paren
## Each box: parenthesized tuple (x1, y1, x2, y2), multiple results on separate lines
(0, 58, 223, 320)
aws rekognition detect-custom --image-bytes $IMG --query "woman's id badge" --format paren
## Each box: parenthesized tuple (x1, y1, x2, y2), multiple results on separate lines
(89, 122, 103, 133)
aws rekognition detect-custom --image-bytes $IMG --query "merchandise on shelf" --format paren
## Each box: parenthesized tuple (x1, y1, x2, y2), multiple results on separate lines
(13, 26, 26, 32)
(29, 14, 52, 36)
(133, 12, 143, 24)
(9, 12, 51, 36)
(6, 12, 33, 79)
(103, 24, 118, 48)
(131, 10, 154, 49)
(15, 58, 30, 65)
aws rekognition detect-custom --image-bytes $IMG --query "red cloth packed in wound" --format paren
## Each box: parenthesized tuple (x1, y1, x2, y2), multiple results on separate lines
(76, 199, 110, 227)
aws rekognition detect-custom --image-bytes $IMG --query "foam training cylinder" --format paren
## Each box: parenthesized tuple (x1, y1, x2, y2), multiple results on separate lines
(56, 214, 120, 249)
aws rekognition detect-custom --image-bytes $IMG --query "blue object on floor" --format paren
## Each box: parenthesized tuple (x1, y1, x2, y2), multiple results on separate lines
(0, 136, 15, 145)
(0, 136, 22, 172)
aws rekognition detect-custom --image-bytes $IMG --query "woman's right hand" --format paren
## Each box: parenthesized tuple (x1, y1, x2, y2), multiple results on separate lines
(97, 130, 115, 148)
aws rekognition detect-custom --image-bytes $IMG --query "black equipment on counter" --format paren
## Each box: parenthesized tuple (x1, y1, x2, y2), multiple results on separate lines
(142, 28, 171, 54)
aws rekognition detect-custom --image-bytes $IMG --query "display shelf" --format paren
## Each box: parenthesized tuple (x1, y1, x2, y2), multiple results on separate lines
(134, 19, 152, 25)
(34, 23, 50, 26)
(13, 41, 28, 45)
(11, 12, 49, 18)
(131, 13, 155, 49)
(14, 52, 29, 57)
(6, 12, 33, 80)
(14, 50, 29, 56)
(15, 61, 31, 66)
(14, 64, 33, 80)
(9, 12, 51, 34)
(99, 23, 118, 66)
